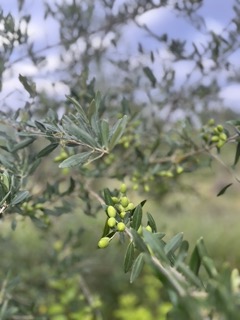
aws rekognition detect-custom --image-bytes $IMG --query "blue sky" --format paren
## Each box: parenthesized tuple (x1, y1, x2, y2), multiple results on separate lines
(0, 0, 240, 113)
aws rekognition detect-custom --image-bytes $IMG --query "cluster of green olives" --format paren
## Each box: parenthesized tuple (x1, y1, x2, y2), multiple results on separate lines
(98, 183, 156, 249)
(201, 119, 228, 149)
(98, 183, 135, 248)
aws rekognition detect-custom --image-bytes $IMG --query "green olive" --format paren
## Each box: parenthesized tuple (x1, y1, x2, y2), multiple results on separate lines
(120, 196, 129, 208)
(217, 125, 223, 132)
(107, 217, 116, 228)
(120, 211, 126, 218)
(120, 183, 127, 193)
(211, 135, 219, 142)
(145, 225, 152, 232)
(107, 206, 117, 217)
(176, 166, 184, 174)
(111, 197, 119, 204)
(217, 140, 225, 148)
(208, 119, 215, 126)
(98, 237, 110, 248)
(126, 203, 134, 211)
(117, 222, 126, 232)
(219, 132, 227, 141)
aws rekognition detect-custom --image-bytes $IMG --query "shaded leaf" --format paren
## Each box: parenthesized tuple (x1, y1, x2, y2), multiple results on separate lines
(131, 204, 142, 231)
(143, 66, 156, 87)
(147, 212, 157, 233)
(124, 242, 135, 273)
(37, 143, 58, 158)
(233, 142, 240, 166)
(19, 74, 36, 98)
(189, 245, 201, 276)
(202, 256, 218, 278)
(10, 137, 35, 152)
(143, 229, 168, 262)
(103, 188, 115, 206)
(130, 228, 149, 253)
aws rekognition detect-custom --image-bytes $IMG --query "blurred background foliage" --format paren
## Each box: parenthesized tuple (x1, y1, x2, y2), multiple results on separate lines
(1, 0, 240, 319)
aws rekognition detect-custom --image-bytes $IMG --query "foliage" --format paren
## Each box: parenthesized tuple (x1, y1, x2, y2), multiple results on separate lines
(1, 0, 240, 319)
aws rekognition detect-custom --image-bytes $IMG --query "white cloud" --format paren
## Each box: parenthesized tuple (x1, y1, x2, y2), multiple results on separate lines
(220, 84, 240, 111)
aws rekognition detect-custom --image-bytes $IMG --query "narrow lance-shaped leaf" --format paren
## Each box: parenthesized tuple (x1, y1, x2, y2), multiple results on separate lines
(37, 143, 58, 158)
(131, 204, 142, 231)
(11, 190, 29, 206)
(130, 229, 149, 253)
(103, 188, 115, 206)
(19, 74, 36, 98)
(217, 183, 233, 197)
(130, 253, 145, 283)
(124, 242, 135, 273)
(202, 256, 218, 278)
(59, 151, 92, 168)
(143, 66, 157, 87)
(164, 232, 183, 256)
(175, 240, 189, 264)
(100, 119, 110, 148)
(66, 96, 89, 123)
(189, 244, 201, 275)
(109, 115, 128, 150)
(177, 262, 203, 289)
(142, 229, 168, 263)
(233, 142, 240, 166)
(147, 212, 157, 233)
(10, 137, 35, 152)
(62, 116, 97, 147)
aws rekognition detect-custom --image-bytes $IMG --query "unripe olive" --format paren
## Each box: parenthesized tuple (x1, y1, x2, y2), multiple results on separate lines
(217, 140, 225, 148)
(120, 196, 129, 208)
(117, 222, 126, 232)
(202, 133, 209, 142)
(120, 183, 127, 193)
(35, 203, 44, 210)
(211, 135, 219, 142)
(176, 166, 184, 174)
(137, 225, 143, 235)
(133, 184, 139, 190)
(98, 237, 110, 248)
(126, 202, 134, 211)
(145, 225, 152, 232)
(107, 205, 117, 217)
(208, 118, 215, 126)
(107, 217, 116, 228)
(120, 211, 126, 218)
(144, 184, 150, 192)
(219, 132, 227, 141)
(111, 197, 119, 204)
(217, 124, 223, 132)
(165, 171, 173, 178)
(123, 141, 130, 148)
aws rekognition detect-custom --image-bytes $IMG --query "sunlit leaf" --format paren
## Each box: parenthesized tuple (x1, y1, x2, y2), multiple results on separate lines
(19, 74, 36, 98)
(11, 190, 29, 206)
(130, 253, 144, 283)
(59, 151, 92, 168)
